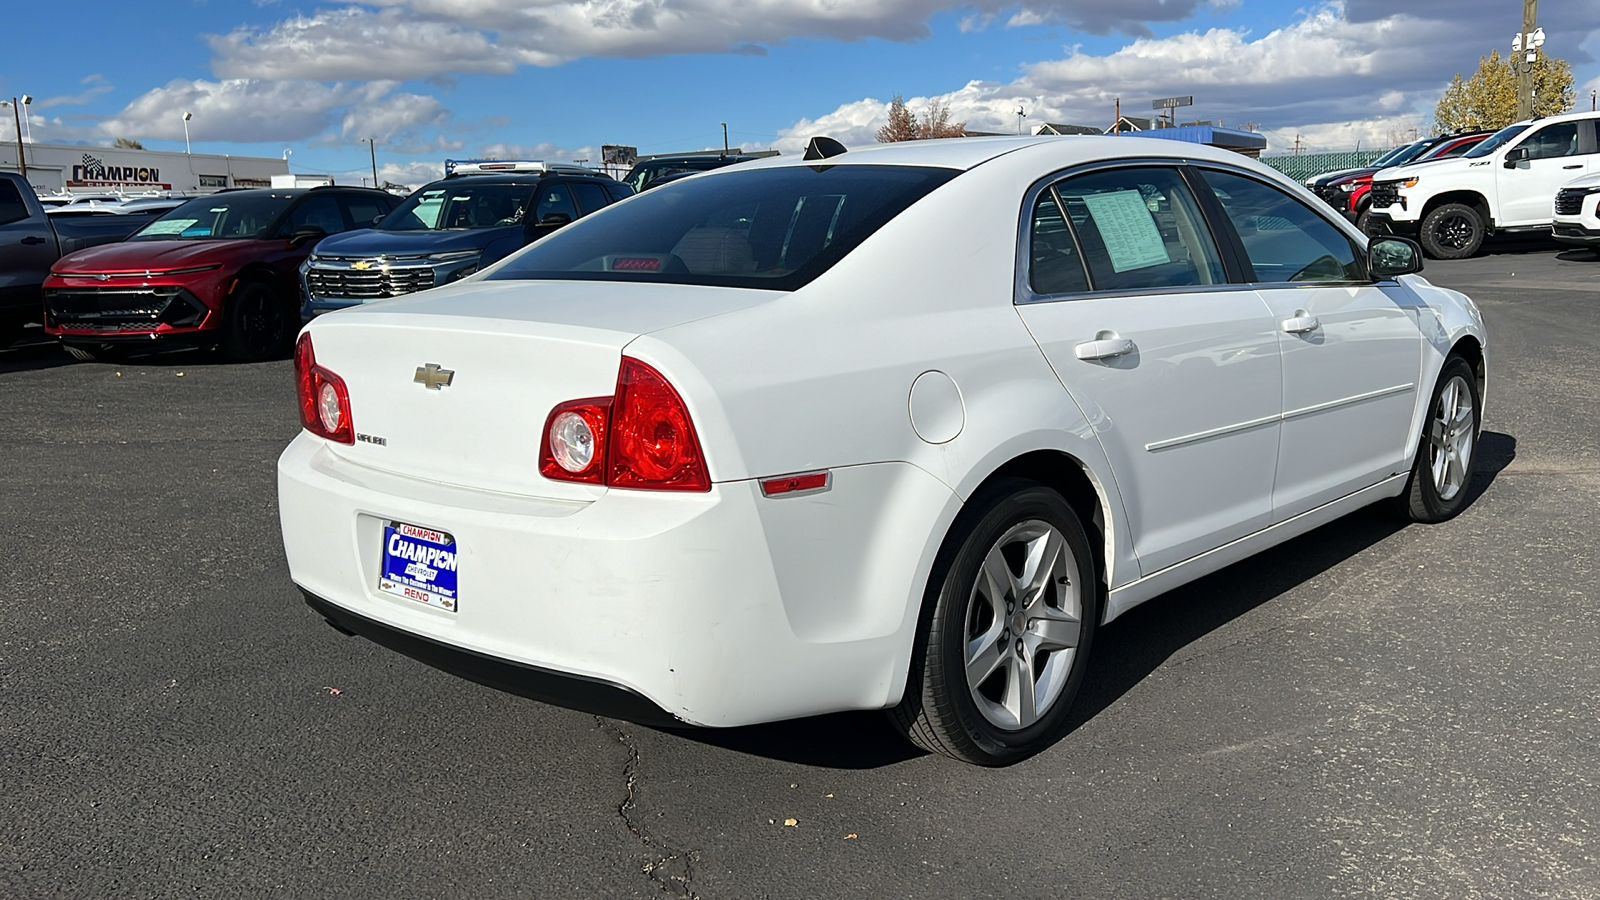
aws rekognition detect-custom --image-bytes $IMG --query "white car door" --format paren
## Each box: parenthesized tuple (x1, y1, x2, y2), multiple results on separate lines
(1015, 165, 1283, 575)
(1497, 118, 1597, 226)
(1197, 168, 1423, 519)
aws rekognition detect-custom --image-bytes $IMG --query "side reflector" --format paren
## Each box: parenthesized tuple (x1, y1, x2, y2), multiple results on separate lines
(760, 471, 831, 498)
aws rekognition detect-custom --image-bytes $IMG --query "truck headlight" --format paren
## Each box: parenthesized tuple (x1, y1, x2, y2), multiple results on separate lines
(1339, 183, 1357, 192)
(1400, 177, 1420, 189)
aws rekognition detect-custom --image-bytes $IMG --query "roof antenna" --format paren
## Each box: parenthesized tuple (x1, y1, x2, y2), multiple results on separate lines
(803, 136, 848, 161)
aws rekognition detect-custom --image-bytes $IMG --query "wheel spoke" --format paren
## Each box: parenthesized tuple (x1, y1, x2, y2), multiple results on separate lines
(1005, 654, 1039, 728)
(965, 627, 1007, 688)
(1028, 607, 1081, 652)
(1446, 447, 1468, 491)
(978, 552, 1012, 612)
(1429, 419, 1447, 450)
(1018, 528, 1064, 610)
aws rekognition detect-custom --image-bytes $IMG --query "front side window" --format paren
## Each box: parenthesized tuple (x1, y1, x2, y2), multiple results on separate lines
(1521, 122, 1579, 160)
(1049, 166, 1225, 292)
(532, 185, 578, 223)
(342, 196, 391, 229)
(129, 193, 296, 241)
(487, 165, 958, 291)
(381, 182, 535, 231)
(1202, 170, 1363, 284)
(286, 195, 346, 235)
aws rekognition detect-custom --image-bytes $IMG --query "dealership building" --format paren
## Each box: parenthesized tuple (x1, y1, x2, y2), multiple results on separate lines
(0, 140, 290, 198)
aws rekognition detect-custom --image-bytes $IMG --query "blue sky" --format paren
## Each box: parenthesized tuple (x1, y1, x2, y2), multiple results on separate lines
(4, 0, 1599, 186)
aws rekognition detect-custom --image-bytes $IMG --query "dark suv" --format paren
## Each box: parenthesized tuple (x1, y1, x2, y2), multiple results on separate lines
(623, 154, 763, 193)
(301, 162, 631, 318)
(44, 186, 400, 361)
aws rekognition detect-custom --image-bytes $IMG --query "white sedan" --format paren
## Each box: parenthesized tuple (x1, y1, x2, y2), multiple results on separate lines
(279, 135, 1487, 765)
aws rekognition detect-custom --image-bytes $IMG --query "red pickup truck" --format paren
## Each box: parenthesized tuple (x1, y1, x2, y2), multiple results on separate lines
(43, 186, 398, 361)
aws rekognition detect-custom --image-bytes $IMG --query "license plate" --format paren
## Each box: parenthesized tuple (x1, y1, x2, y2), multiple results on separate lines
(378, 521, 459, 612)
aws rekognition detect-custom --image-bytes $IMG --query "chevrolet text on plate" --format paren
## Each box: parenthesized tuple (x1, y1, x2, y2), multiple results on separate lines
(277, 134, 1487, 766)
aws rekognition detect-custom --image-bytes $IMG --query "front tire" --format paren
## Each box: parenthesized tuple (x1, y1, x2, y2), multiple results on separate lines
(1419, 203, 1485, 260)
(1396, 356, 1481, 522)
(890, 479, 1098, 766)
(220, 281, 293, 362)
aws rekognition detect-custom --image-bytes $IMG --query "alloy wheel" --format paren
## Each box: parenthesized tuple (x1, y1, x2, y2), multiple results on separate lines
(963, 520, 1083, 731)
(1428, 374, 1476, 502)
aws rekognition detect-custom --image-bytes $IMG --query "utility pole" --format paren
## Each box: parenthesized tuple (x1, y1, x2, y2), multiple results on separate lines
(363, 138, 378, 187)
(721, 122, 728, 155)
(1516, 0, 1538, 120)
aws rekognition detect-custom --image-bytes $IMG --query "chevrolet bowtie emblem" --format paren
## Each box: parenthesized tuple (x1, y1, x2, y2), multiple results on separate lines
(413, 363, 455, 390)
(351, 260, 374, 270)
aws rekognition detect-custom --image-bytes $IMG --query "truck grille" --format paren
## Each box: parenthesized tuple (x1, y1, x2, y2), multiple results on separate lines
(1312, 185, 1343, 209)
(43, 286, 208, 331)
(305, 261, 436, 301)
(1555, 188, 1589, 216)
(1369, 181, 1401, 210)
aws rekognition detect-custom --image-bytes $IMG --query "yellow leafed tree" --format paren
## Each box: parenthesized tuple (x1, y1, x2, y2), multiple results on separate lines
(1434, 49, 1575, 133)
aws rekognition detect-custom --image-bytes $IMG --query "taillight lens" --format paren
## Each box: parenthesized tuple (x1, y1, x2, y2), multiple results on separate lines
(539, 398, 610, 484)
(294, 333, 354, 444)
(538, 357, 710, 492)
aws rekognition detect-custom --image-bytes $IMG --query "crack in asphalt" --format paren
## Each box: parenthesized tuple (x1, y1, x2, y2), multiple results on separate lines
(597, 718, 702, 899)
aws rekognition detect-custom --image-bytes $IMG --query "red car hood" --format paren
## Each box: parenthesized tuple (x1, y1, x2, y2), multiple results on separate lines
(52, 239, 267, 274)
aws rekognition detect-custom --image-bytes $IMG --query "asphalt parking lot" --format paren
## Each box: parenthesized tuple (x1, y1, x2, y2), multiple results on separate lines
(2, 242, 1597, 900)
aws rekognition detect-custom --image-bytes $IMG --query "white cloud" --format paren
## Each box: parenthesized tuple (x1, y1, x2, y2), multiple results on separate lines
(207, 0, 1219, 82)
(766, 3, 1562, 156)
(96, 78, 453, 147)
(35, 75, 114, 111)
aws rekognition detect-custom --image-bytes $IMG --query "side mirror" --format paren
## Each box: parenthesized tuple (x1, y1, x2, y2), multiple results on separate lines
(1503, 146, 1529, 169)
(1369, 236, 1424, 279)
(290, 224, 327, 246)
(538, 212, 573, 228)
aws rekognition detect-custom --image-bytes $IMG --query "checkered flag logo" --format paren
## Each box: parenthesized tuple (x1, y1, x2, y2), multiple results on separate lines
(82, 153, 101, 168)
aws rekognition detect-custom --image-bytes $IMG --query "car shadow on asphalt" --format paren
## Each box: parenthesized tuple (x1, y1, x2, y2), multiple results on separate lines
(1554, 248, 1600, 263)
(661, 431, 1517, 771)
(0, 335, 224, 375)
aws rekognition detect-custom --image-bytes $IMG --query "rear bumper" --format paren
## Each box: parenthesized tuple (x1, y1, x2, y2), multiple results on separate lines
(302, 588, 681, 726)
(277, 434, 956, 727)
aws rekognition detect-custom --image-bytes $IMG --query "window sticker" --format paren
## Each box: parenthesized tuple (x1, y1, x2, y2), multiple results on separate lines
(1082, 190, 1170, 272)
(141, 218, 200, 235)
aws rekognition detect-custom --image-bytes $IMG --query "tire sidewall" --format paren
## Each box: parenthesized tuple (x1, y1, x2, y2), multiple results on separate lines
(1420, 203, 1484, 260)
(222, 281, 291, 362)
(924, 481, 1099, 762)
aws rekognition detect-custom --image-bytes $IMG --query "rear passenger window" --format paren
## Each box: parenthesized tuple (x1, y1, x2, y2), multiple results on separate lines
(1052, 167, 1226, 292)
(342, 196, 389, 229)
(1202, 170, 1363, 283)
(1028, 191, 1088, 295)
(0, 180, 28, 227)
(570, 182, 611, 216)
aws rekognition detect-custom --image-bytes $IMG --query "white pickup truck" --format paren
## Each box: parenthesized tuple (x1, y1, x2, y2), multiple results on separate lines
(1367, 109, 1600, 258)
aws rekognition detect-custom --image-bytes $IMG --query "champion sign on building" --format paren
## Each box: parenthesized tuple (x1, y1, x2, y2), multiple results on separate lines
(68, 153, 171, 190)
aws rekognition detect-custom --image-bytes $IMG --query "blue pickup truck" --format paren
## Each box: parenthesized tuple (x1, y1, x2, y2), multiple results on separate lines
(300, 160, 632, 318)
(1, 173, 180, 347)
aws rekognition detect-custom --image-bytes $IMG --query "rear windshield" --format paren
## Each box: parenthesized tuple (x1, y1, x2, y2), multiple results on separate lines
(487, 164, 959, 291)
(1465, 123, 1531, 158)
(129, 194, 295, 240)
(381, 182, 536, 231)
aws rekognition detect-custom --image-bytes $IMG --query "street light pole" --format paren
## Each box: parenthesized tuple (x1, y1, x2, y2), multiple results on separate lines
(363, 138, 378, 187)
(19, 95, 32, 145)
(5, 98, 24, 177)
(721, 122, 728, 156)
(182, 111, 193, 154)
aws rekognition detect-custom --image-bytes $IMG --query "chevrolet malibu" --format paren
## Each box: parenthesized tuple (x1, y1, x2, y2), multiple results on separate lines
(279, 135, 1487, 765)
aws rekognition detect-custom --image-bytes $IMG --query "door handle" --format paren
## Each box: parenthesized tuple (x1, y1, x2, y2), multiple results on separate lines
(1074, 336, 1136, 361)
(1563, 164, 1584, 170)
(20, 236, 47, 245)
(1281, 312, 1321, 334)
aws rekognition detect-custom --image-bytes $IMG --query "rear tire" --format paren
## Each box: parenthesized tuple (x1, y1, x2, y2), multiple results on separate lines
(220, 281, 293, 362)
(1419, 203, 1485, 260)
(1355, 206, 1373, 237)
(1395, 356, 1481, 522)
(0, 319, 23, 349)
(890, 479, 1099, 766)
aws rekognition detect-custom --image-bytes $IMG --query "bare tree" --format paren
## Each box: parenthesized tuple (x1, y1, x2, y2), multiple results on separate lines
(877, 94, 919, 142)
(112, 137, 145, 150)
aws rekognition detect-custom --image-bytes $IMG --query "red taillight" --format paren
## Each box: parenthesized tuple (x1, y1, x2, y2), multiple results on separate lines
(294, 333, 354, 444)
(538, 357, 710, 492)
